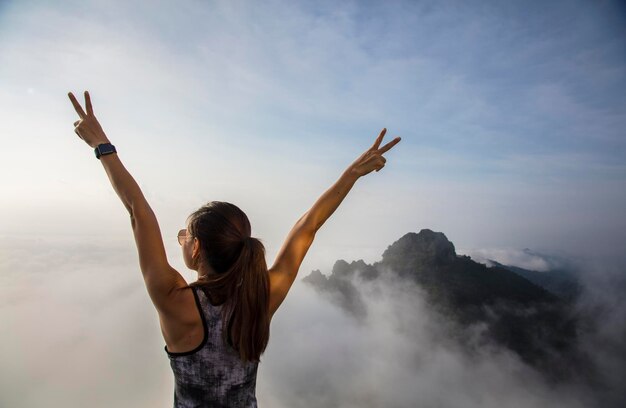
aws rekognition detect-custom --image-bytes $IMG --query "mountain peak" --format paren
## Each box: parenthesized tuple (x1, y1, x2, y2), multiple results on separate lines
(381, 229, 457, 270)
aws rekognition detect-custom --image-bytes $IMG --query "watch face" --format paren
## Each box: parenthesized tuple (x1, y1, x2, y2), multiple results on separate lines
(99, 144, 116, 154)
(95, 143, 116, 158)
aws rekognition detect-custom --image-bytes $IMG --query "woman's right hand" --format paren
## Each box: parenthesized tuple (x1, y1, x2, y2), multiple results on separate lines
(68, 91, 111, 148)
(348, 128, 401, 178)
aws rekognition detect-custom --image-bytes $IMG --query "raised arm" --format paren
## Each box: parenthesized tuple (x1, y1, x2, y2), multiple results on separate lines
(268, 128, 401, 317)
(68, 91, 187, 316)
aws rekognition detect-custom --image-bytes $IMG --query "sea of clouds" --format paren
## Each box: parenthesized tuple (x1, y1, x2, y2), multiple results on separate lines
(1, 239, 624, 407)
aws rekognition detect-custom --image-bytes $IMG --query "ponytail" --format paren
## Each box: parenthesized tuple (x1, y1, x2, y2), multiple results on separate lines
(221, 236, 270, 363)
(188, 234, 270, 363)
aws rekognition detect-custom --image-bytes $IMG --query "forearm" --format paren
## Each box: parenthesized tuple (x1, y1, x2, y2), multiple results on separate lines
(68, 92, 184, 311)
(303, 166, 360, 232)
(99, 152, 149, 215)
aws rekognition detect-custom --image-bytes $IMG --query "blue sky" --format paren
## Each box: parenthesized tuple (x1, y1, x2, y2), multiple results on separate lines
(1, 0, 625, 270)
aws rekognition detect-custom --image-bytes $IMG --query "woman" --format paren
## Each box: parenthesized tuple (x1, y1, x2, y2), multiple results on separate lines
(68, 90, 401, 407)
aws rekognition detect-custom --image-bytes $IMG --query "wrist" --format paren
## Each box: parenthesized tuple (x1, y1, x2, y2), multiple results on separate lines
(92, 139, 111, 148)
(344, 166, 361, 181)
(94, 142, 116, 159)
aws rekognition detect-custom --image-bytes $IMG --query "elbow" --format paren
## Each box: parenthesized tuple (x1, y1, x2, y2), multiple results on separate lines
(129, 203, 156, 228)
(129, 201, 151, 219)
(127, 202, 136, 219)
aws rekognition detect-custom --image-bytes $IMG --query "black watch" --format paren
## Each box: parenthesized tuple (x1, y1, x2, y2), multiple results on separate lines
(94, 143, 117, 159)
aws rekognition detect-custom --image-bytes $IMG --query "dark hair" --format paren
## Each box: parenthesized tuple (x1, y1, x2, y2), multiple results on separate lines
(184, 201, 270, 363)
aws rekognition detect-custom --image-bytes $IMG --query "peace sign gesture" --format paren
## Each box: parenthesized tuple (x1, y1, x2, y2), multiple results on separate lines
(68, 90, 110, 148)
(348, 128, 401, 177)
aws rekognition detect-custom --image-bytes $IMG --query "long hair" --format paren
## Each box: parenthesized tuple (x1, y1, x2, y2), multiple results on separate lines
(183, 201, 270, 363)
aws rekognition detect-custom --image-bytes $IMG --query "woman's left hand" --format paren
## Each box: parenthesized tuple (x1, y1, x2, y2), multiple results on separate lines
(68, 90, 111, 148)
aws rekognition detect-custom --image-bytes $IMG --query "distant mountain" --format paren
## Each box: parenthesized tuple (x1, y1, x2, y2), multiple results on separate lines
(303, 229, 591, 381)
(487, 260, 582, 301)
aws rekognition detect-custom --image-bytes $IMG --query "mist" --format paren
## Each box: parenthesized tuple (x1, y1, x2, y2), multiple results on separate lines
(271, 250, 626, 407)
(2, 238, 625, 407)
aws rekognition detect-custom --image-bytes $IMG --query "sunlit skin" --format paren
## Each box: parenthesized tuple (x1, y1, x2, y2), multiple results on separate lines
(68, 90, 400, 353)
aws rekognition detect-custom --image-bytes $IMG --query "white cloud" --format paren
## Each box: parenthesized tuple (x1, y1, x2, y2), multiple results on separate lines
(261, 264, 599, 407)
(2, 232, 625, 406)
(458, 247, 557, 271)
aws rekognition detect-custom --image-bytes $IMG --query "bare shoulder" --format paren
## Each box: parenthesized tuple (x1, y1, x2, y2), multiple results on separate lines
(165, 285, 199, 322)
(159, 285, 203, 351)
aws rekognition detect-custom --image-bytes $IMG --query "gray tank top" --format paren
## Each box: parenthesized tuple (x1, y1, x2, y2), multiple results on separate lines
(165, 286, 259, 407)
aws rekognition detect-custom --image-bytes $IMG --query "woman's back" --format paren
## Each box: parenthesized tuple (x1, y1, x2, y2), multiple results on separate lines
(165, 286, 259, 408)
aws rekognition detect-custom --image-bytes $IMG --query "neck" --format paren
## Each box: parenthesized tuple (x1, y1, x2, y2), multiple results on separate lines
(196, 265, 217, 280)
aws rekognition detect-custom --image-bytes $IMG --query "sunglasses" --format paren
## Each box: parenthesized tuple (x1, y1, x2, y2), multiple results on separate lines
(177, 229, 190, 246)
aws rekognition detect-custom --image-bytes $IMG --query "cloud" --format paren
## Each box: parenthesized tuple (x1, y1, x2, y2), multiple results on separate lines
(0, 238, 173, 408)
(570, 256, 626, 407)
(457, 247, 568, 272)
(2, 0, 626, 265)
(2, 235, 626, 407)
(263, 268, 597, 408)
(283, 234, 626, 407)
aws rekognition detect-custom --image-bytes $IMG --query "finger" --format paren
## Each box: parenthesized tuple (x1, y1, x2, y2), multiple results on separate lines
(370, 128, 387, 151)
(74, 128, 83, 139)
(74, 120, 81, 127)
(68, 92, 87, 118)
(378, 136, 401, 155)
(84, 91, 94, 116)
